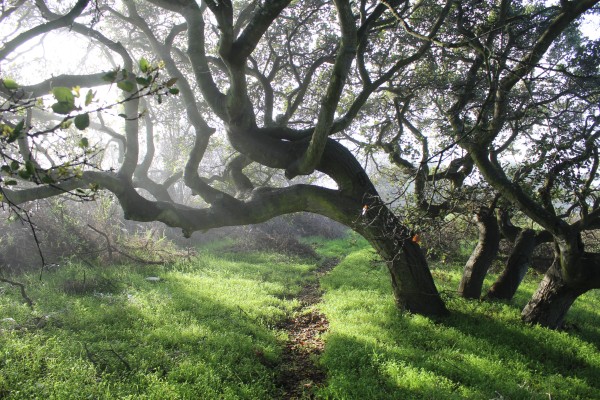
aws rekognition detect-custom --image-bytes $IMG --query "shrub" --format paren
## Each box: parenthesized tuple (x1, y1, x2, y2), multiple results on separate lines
(0, 196, 185, 275)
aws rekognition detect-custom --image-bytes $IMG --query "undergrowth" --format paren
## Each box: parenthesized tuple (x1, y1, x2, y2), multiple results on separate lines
(0, 249, 315, 399)
(317, 243, 600, 400)
(1, 234, 599, 399)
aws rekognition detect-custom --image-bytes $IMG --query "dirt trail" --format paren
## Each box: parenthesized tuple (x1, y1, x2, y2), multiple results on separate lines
(276, 257, 339, 399)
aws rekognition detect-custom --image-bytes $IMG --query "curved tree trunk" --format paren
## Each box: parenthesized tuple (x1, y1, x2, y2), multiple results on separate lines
(458, 206, 500, 299)
(521, 260, 588, 329)
(226, 126, 450, 317)
(486, 228, 536, 300)
(357, 201, 449, 316)
(521, 240, 600, 329)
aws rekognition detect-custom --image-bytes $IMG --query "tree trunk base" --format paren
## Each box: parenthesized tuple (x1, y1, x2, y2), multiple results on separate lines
(387, 240, 449, 317)
(521, 264, 587, 329)
(458, 207, 500, 299)
(358, 202, 448, 317)
(486, 229, 536, 300)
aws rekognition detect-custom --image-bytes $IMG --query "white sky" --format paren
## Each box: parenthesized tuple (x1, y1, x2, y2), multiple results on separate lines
(581, 14, 600, 40)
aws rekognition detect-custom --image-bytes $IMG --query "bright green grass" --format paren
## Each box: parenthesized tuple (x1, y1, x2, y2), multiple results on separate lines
(2, 236, 599, 399)
(0, 250, 314, 399)
(318, 248, 600, 400)
(301, 232, 369, 259)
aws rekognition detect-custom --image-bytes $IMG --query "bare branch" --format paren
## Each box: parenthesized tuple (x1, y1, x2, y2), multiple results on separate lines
(285, 0, 357, 178)
(0, 0, 90, 61)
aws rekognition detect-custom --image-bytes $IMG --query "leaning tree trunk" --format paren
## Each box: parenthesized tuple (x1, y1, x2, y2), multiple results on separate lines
(226, 127, 449, 317)
(458, 207, 500, 299)
(486, 228, 536, 300)
(357, 201, 449, 316)
(521, 260, 588, 329)
(521, 236, 600, 330)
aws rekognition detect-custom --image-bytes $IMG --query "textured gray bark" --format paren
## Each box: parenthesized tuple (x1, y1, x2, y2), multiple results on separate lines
(357, 201, 448, 316)
(521, 261, 587, 329)
(486, 229, 536, 300)
(521, 244, 600, 328)
(458, 207, 500, 299)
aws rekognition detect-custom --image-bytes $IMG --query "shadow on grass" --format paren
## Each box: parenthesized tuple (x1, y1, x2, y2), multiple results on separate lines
(444, 307, 600, 378)
(1, 254, 318, 399)
(319, 304, 600, 399)
(318, 254, 600, 400)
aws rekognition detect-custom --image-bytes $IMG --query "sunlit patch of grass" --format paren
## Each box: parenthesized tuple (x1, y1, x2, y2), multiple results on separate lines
(302, 231, 370, 259)
(2, 237, 599, 399)
(0, 248, 315, 399)
(318, 249, 600, 399)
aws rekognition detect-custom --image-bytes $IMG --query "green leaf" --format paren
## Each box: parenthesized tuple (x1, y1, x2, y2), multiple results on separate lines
(157, 95, 163, 104)
(1, 165, 11, 173)
(25, 161, 35, 175)
(85, 89, 94, 106)
(168, 87, 180, 95)
(165, 77, 178, 87)
(41, 175, 55, 184)
(139, 57, 150, 73)
(2, 78, 19, 90)
(4, 180, 18, 186)
(74, 113, 90, 130)
(52, 87, 74, 104)
(118, 113, 128, 119)
(136, 77, 150, 86)
(102, 70, 118, 82)
(18, 169, 31, 180)
(7, 120, 25, 143)
(79, 137, 89, 148)
(117, 80, 136, 92)
(52, 102, 75, 115)
(51, 87, 76, 115)
(61, 119, 73, 129)
(10, 161, 19, 170)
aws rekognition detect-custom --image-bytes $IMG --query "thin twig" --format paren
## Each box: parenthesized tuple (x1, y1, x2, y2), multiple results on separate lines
(0, 277, 34, 309)
(87, 224, 113, 262)
(87, 224, 164, 264)
(108, 344, 131, 371)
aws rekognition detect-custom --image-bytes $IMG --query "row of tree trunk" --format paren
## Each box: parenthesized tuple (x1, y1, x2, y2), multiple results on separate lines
(456, 207, 595, 329)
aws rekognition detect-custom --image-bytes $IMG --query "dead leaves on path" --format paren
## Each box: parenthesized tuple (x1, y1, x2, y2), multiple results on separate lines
(275, 257, 339, 399)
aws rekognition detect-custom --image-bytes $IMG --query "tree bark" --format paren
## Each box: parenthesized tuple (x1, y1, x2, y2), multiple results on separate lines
(521, 260, 588, 329)
(521, 238, 600, 329)
(357, 201, 448, 316)
(458, 206, 500, 299)
(486, 228, 536, 300)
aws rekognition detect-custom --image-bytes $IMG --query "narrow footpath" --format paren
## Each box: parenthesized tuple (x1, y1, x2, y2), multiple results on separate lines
(276, 257, 340, 399)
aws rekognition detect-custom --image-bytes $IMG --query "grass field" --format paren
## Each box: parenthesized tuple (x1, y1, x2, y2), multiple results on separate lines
(316, 239, 600, 399)
(1, 234, 599, 399)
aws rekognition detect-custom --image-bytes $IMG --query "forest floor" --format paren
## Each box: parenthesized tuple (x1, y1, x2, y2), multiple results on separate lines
(1, 235, 600, 399)
(276, 257, 339, 399)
